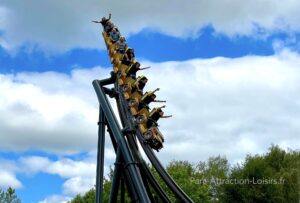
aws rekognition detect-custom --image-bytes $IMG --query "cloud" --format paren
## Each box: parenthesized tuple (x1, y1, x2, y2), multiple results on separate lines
(0, 170, 22, 189)
(0, 159, 22, 189)
(62, 176, 95, 196)
(18, 153, 114, 198)
(0, 67, 109, 154)
(38, 195, 70, 203)
(1, 154, 100, 201)
(19, 155, 97, 197)
(1, 1, 300, 51)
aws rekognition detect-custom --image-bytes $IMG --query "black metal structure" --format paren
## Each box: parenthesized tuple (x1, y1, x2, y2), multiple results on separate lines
(93, 77, 194, 202)
(93, 15, 194, 203)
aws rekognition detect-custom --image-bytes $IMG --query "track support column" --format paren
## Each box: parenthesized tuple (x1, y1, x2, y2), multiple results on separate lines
(95, 108, 106, 203)
(109, 148, 123, 203)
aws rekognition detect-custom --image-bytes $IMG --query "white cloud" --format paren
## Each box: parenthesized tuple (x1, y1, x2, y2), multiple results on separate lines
(0, 67, 110, 154)
(0, 169, 22, 189)
(18, 154, 113, 198)
(38, 195, 70, 203)
(19, 155, 97, 178)
(1, 1, 300, 51)
(0, 159, 22, 189)
(62, 176, 95, 196)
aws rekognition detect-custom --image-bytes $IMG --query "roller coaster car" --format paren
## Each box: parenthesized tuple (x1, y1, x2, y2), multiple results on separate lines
(102, 33, 116, 51)
(102, 32, 111, 48)
(111, 37, 127, 59)
(114, 64, 129, 85)
(128, 91, 143, 115)
(138, 112, 164, 149)
(138, 106, 172, 150)
(113, 48, 135, 74)
(136, 107, 150, 124)
(129, 88, 161, 116)
(122, 77, 136, 99)
(111, 52, 124, 64)
(102, 38, 115, 58)
(125, 61, 140, 77)
(148, 106, 172, 123)
(111, 50, 127, 66)
(109, 28, 120, 44)
(121, 48, 135, 66)
(137, 106, 164, 128)
(102, 29, 119, 53)
(123, 75, 147, 100)
(144, 126, 164, 150)
(135, 109, 164, 150)
(134, 75, 148, 92)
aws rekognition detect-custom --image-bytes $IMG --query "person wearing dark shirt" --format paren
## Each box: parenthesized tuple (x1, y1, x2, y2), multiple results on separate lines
(126, 62, 141, 79)
(122, 48, 135, 66)
(101, 13, 111, 25)
(92, 13, 114, 33)
(126, 62, 150, 79)
(147, 107, 172, 128)
(137, 77, 148, 92)
(138, 94, 156, 110)
(131, 76, 148, 95)
(138, 88, 165, 109)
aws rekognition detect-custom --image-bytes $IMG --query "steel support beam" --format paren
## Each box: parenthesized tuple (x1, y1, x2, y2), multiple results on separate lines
(95, 108, 106, 203)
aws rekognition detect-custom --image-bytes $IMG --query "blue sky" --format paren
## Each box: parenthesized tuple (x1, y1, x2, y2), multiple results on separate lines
(1, 1, 300, 203)
(2, 27, 294, 74)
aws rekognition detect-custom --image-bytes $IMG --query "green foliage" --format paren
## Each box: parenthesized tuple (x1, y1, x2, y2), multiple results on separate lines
(0, 187, 21, 203)
(167, 160, 210, 203)
(222, 145, 300, 203)
(196, 155, 229, 202)
(68, 188, 96, 203)
(69, 145, 300, 203)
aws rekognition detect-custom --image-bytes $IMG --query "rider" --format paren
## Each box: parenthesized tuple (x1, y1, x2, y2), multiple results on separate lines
(131, 76, 148, 94)
(92, 13, 114, 33)
(138, 89, 165, 109)
(147, 107, 172, 127)
(109, 27, 120, 43)
(116, 36, 127, 54)
(126, 62, 150, 79)
(122, 48, 135, 66)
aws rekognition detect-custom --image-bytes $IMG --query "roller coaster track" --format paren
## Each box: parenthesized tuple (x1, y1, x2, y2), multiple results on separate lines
(93, 16, 194, 203)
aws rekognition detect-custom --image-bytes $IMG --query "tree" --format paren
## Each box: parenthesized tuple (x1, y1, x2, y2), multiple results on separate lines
(166, 160, 210, 203)
(0, 187, 21, 203)
(196, 155, 229, 202)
